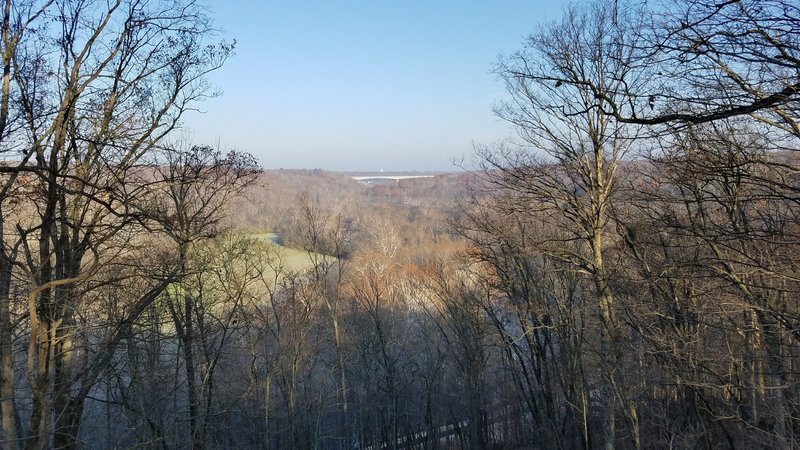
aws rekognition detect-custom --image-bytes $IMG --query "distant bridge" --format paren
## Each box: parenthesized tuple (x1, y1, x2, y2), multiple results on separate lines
(351, 175, 435, 183)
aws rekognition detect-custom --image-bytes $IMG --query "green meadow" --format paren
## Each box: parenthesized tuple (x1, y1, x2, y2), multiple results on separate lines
(252, 232, 334, 272)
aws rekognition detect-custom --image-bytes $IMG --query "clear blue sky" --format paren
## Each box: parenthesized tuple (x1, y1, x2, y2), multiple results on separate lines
(185, 1, 570, 171)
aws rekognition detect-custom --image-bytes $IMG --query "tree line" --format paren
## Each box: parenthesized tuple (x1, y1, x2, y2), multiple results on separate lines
(464, 0, 800, 448)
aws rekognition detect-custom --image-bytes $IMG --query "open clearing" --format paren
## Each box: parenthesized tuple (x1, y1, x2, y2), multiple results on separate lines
(254, 233, 333, 272)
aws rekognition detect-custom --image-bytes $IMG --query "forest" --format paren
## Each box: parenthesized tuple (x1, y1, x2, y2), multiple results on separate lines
(0, 0, 799, 449)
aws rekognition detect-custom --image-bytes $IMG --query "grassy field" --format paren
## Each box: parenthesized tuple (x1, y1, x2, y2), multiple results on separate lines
(253, 233, 333, 272)
(161, 233, 333, 317)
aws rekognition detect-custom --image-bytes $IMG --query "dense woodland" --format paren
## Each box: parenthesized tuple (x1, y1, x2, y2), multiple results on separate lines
(0, 0, 799, 449)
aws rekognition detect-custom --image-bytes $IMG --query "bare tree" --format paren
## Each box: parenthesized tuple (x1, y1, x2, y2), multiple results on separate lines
(148, 145, 258, 450)
(617, 120, 800, 448)
(418, 249, 495, 450)
(455, 198, 594, 449)
(0, 1, 237, 448)
(479, 2, 647, 447)
(288, 192, 354, 440)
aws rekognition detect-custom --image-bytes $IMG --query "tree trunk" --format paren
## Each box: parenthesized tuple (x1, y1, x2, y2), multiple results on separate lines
(0, 254, 17, 450)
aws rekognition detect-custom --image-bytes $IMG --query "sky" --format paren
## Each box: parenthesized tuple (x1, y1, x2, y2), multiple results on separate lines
(184, 1, 570, 171)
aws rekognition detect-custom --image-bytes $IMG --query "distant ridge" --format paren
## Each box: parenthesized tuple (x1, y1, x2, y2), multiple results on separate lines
(340, 170, 454, 177)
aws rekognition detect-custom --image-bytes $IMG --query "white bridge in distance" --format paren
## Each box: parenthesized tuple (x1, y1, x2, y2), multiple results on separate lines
(351, 175, 435, 184)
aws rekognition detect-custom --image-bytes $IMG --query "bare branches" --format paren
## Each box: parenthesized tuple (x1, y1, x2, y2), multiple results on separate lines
(0, 2, 248, 448)
(583, 1, 800, 130)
